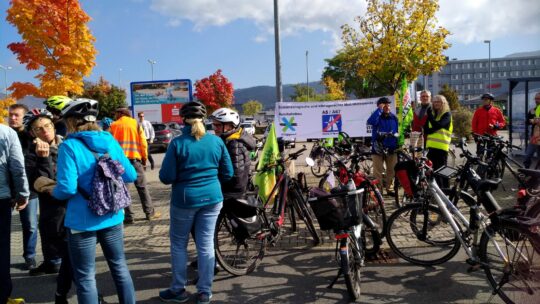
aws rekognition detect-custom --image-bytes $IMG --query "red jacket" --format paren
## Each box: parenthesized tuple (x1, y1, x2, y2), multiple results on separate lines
(472, 106, 506, 136)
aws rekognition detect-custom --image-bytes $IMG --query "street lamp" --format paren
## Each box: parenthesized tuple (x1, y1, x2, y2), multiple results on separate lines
(273, 0, 283, 102)
(306, 50, 309, 101)
(147, 59, 156, 81)
(0, 64, 12, 96)
(484, 40, 491, 92)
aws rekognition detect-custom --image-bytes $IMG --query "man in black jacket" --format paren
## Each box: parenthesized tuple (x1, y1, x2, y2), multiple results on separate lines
(8, 104, 39, 272)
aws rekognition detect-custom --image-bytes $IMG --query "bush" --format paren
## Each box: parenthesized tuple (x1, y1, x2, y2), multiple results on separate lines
(452, 107, 473, 141)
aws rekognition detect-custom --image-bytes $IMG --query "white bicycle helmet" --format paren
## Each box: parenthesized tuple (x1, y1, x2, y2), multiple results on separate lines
(209, 108, 240, 128)
(61, 98, 99, 122)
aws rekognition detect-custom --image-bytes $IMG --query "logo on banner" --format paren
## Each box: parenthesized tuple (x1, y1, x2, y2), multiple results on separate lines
(322, 114, 342, 134)
(280, 116, 297, 133)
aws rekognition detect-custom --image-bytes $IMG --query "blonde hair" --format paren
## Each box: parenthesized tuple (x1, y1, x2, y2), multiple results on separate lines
(184, 118, 206, 140)
(432, 95, 450, 118)
(65, 117, 102, 134)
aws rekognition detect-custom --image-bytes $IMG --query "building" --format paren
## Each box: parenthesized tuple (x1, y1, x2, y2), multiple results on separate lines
(425, 50, 540, 105)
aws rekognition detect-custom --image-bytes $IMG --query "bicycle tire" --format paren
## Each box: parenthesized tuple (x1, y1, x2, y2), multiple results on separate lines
(479, 222, 540, 304)
(289, 187, 321, 245)
(525, 200, 540, 219)
(342, 235, 362, 301)
(311, 154, 332, 178)
(214, 213, 266, 276)
(393, 176, 401, 209)
(288, 203, 297, 233)
(362, 221, 381, 257)
(363, 182, 387, 238)
(386, 203, 461, 266)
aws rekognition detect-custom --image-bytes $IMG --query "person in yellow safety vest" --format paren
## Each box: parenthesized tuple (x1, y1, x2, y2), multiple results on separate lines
(524, 92, 540, 168)
(425, 95, 453, 187)
(110, 108, 161, 224)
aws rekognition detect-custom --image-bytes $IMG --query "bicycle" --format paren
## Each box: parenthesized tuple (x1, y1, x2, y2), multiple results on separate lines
(315, 145, 386, 245)
(385, 138, 540, 303)
(214, 146, 321, 276)
(308, 165, 367, 301)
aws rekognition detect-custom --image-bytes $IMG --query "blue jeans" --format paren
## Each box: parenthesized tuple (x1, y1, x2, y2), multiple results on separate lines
(523, 143, 540, 169)
(169, 202, 222, 296)
(68, 224, 135, 304)
(0, 199, 13, 303)
(19, 197, 38, 260)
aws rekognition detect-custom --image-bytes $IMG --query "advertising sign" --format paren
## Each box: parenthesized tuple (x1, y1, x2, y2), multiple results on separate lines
(130, 79, 192, 123)
(274, 96, 394, 140)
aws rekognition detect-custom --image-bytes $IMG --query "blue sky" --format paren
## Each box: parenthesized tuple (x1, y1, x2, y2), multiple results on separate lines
(1, 0, 540, 93)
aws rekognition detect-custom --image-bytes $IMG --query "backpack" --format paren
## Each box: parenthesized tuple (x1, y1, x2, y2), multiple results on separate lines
(76, 139, 132, 216)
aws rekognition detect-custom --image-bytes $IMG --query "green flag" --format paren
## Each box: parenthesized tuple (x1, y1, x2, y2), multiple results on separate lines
(254, 123, 280, 204)
(397, 77, 413, 146)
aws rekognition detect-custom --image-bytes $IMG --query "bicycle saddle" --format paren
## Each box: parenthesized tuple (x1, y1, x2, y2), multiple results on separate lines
(476, 178, 502, 191)
(518, 168, 540, 179)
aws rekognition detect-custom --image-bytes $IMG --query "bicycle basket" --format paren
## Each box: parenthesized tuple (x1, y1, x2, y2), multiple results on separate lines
(308, 187, 363, 231)
(395, 160, 419, 197)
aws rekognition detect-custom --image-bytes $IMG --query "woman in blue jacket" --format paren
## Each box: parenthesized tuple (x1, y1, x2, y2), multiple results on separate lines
(159, 102, 233, 304)
(52, 99, 137, 304)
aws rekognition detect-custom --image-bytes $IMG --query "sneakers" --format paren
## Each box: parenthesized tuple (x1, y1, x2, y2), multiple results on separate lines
(386, 189, 396, 196)
(24, 257, 36, 270)
(29, 261, 60, 276)
(55, 293, 68, 304)
(196, 293, 211, 304)
(159, 289, 190, 303)
(124, 217, 135, 225)
(146, 211, 162, 221)
(7, 298, 25, 304)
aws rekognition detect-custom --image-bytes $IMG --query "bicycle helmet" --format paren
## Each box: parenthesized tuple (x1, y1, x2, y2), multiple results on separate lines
(209, 108, 240, 127)
(481, 93, 495, 100)
(180, 101, 206, 119)
(23, 108, 54, 131)
(61, 98, 99, 122)
(43, 95, 73, 113)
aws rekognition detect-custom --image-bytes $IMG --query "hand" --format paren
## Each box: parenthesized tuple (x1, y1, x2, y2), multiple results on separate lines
(34, 138, 50, 157)
(12, 197, 29, 211)
(488, 123, 494, 129)
(141, 158, 147, 167)
(378, 104, 384, 110)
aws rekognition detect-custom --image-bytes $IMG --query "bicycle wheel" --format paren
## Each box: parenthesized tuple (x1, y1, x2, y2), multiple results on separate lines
(362, 221, 381, 257)
(341, 235, 362, 301)
(393, 176, 401, 209)
(479, 223, 540, 304)
(214, 213, 266, 276)
(386, 203, 461, 266)
(311, 154, 332, 178)
(363, 183, 387, 237)
(289, 187, 321, 245)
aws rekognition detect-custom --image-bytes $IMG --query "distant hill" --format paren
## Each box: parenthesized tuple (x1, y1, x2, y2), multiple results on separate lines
(0, 93, 43, 109)
(234, 81, 325, 110)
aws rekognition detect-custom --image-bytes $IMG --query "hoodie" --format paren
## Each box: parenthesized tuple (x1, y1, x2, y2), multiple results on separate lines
(52, 131, 137, 231)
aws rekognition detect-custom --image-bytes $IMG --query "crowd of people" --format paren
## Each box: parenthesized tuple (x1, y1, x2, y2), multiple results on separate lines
(1, 90, 539, 304)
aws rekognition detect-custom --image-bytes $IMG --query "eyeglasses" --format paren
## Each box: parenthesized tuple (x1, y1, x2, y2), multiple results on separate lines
(32, 122, 54, 133)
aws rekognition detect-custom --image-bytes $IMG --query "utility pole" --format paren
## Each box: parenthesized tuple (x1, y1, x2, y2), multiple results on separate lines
(273, 0, 283, 102)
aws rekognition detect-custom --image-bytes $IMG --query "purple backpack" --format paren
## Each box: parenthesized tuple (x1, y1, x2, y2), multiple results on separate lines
(77, 140, 131, 216)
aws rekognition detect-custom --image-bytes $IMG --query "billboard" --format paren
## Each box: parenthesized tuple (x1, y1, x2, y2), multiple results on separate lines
(130, 79, 192, 123)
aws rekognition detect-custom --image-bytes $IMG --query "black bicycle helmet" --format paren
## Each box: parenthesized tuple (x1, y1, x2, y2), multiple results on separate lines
(481, 93, 495, 100)
(23, 108, 54, 131)
(180, 101, 207, 119)
(61, 98, 99, 122)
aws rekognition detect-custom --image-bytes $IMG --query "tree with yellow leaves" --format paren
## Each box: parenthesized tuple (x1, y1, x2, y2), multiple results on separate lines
(0, 97, 16, 124)
(341, 0, 450, 94)
(323, 76, 346, 101)
(6, 0, 97, 99)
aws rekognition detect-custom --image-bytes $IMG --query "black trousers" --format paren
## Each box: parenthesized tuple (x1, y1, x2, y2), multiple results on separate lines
(38, 195, 66, 263)
(0, 199, 12, 303)
(427, 148, 449, 188)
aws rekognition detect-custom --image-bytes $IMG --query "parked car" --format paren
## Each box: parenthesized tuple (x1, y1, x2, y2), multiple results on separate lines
(150, 122, 182, 152)
(241, 122, 255, 135)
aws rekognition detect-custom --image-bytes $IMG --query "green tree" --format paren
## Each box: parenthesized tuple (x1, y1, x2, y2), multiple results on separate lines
(242, 100, 263, 116)
(452, 107, 473, 141)
(290, 85, 317, 101)
(81, 77, 126, 119)
(439, 84, 460, 110)
(341, 0, 450, 93)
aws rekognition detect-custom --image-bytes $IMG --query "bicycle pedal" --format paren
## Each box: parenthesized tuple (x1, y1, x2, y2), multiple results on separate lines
(465, 259, 482, 272)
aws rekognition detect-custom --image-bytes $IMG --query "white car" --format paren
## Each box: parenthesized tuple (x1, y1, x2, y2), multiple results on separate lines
(241, 122, 255, 135)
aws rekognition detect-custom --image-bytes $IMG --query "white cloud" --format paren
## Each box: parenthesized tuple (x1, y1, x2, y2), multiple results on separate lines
(149, 0, 540, 47)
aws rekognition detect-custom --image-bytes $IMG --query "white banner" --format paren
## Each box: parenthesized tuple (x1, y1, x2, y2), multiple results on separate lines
(274, 97, 394, 140)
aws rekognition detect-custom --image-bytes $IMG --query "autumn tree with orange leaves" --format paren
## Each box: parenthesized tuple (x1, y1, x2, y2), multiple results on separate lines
(6, 0, 97, 99)
(194, 69, 234, 112)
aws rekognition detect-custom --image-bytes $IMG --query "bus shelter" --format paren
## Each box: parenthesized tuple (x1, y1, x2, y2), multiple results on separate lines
(508, 77, 540, 152)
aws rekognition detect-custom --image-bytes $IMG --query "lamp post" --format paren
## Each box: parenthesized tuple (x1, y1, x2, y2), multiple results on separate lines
(306, 50, 309, 101)
(484, 40, 491, 92)
(147, 59, 156, 81)
(0, 65, 12, 96)
(273, 0, 283, 102)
